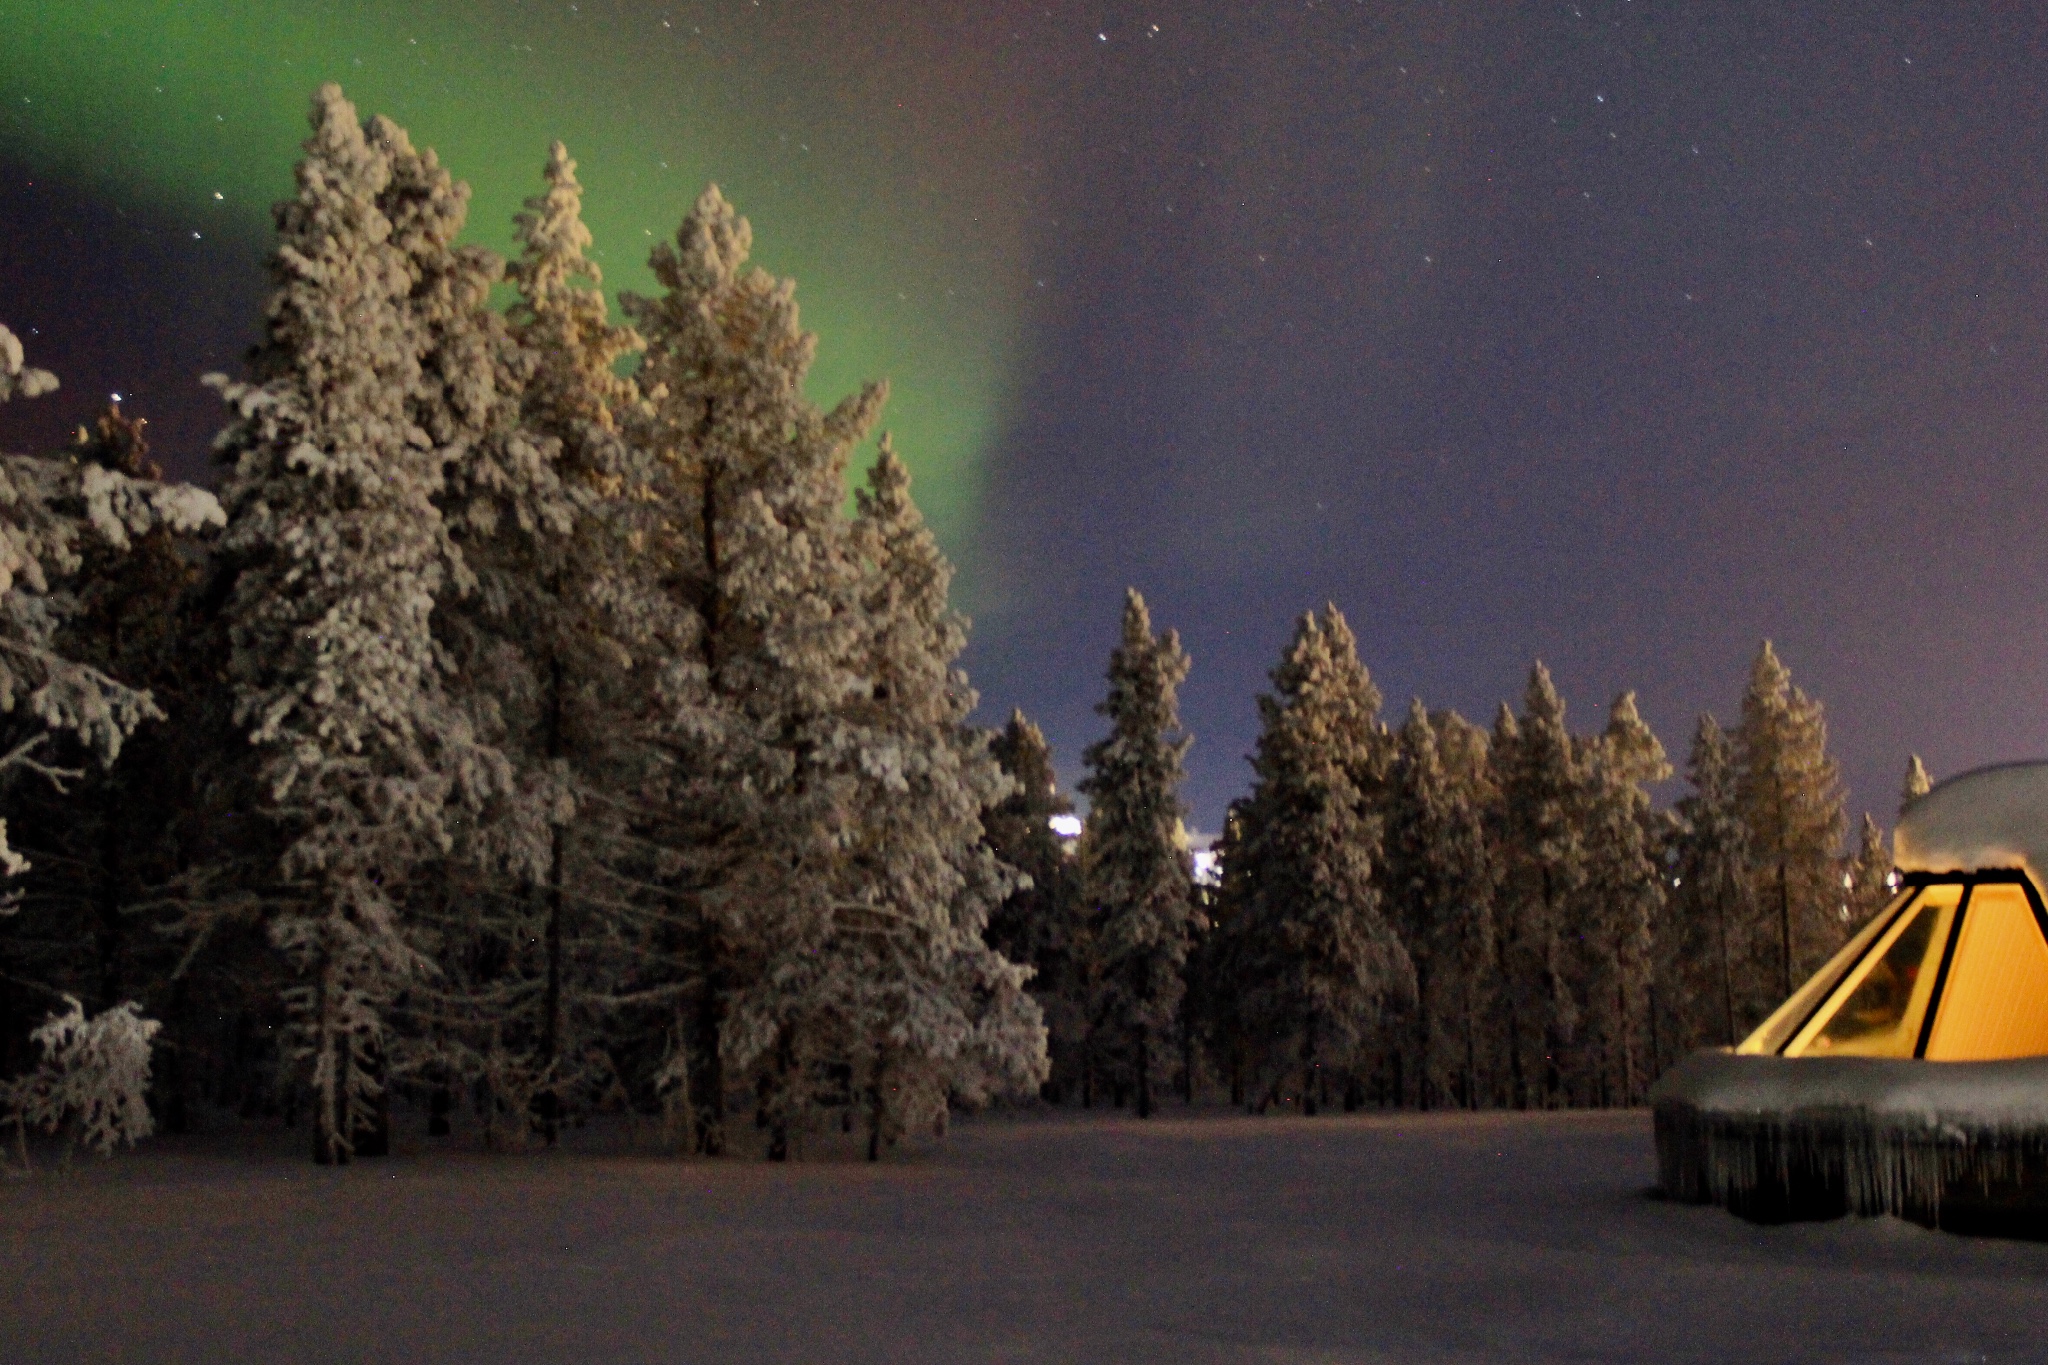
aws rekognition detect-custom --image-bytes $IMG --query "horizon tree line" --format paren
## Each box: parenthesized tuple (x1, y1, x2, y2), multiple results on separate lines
(0, 84, 1916, 1164)
(991, 613, 1908, 1116)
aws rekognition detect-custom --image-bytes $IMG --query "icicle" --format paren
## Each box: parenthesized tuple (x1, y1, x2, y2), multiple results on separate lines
(1652, 1051, 2048, 1232)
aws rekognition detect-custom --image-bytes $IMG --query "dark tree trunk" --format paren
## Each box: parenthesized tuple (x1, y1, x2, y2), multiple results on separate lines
(1463, 986, 1481, 1110)
(1646, 982, 1663, 1085)
(354, 1045, 390, 1157)
(1715, 885, 1737, 1046)
(96, 783, 124, 1011)
(1413, 961, 1433, 1112)
(1777, 860, 1793, 1000)
(690, 912, 727, 1157)
(1301, 1014, 1319, 1117)
(766, 1029, 794, 1162)
(1499, 914, 1527, 1110)
(537, 658, 568, 1148)
(1135, 1023, 1152, 1119)
(428, 1083, 453, 1138)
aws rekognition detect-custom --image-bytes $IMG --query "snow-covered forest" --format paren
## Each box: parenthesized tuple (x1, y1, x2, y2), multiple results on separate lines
(0, 86, 1894, 1165)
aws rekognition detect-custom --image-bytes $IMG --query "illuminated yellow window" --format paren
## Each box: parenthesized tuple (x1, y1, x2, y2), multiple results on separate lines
(1738, 887, 1918, 1056)
(1785, 883, 1963, 1058)
(1924, 882, 2048, 1060)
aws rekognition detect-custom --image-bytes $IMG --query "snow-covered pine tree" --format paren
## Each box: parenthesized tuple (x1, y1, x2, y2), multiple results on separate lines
(624, 185, 882, 1158)
(1216, 608, 1409, 1115)
(1382, 699, 1493, 1109)
(1575, 693, 1668, 1104)
(1491, 664, 1588, 1108)
(1732, 641, 1846, 1000)
(1845, 813, 1894, 927)
(0, 334, 220, 1101)
(3, 995, 159, 1166)
(1078, 589, 1198, 1119)
(1428, 708, 1499, 1105)
(0, 330, 220, 887)
(985, 709, 1085, 1099)
(1901, 754, 1932, 813)
(818, 440, 1045, 1159)
(2, 409, 206, 1085)
(423, 140, 658, 1145)
(206, 86, 505, 1164)
(1661, 716, 1756, 1049)
(0, 325, 55, 404)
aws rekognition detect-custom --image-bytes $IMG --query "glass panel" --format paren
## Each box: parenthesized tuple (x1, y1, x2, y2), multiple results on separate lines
(1786, 883, 1962, 1058)
(1925, 883, 2048, 1061)
(1738, 887, 1920, 1055)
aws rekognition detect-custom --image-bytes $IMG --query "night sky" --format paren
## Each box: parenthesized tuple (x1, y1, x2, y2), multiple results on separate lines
(5, 1, 2047, 835)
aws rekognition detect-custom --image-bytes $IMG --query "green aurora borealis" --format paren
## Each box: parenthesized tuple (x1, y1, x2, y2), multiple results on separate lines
(0, 0, 1011, 544)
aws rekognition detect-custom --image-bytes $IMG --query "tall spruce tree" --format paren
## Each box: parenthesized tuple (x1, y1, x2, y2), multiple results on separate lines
(1732, 641, 1846, 1000)
(1431, 708, 1499, 1104)
(1662, 716, 1755, 1049)
(624, 184, 882, 1159)
(1491, 665, 1587, 1108)
(985, 709, 1086, 1099)
(1845, 813, 1894, 926)
(422, 140, 656, 1145)
(0, 334, 221, 1088)
(206, 87, 506, 1164)
(6, 410, 206, 1039)
(1078, 589, 1197, 1119)
(1218, 608, 1409, 1114)
(1901, 755, 1932, 812)
(1382, 700, 1492, 1109)
(823, 441, 1045, 1158)
(1576, 693, 1667, 1104)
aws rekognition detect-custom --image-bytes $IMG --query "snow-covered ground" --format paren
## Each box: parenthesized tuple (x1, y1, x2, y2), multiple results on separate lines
(5, 1108, 2046, 1363)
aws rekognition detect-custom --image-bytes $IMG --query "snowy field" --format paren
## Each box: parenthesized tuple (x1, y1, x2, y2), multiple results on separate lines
(5, 1108, 2047, 1364)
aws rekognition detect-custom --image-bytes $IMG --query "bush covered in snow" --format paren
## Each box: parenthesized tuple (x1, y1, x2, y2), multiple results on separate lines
(4, 997, 160, 1166)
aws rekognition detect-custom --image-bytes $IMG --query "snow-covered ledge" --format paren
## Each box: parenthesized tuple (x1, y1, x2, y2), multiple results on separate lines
(1650, 1049, 2048, 1230)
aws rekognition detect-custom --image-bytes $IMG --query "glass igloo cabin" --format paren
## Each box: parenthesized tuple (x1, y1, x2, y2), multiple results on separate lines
(1739, 762, 2048, 1063)
(1654, 761, 2048, 1232)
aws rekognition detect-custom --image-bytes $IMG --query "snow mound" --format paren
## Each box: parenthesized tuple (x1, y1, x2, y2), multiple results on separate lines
(1651, 1049, 2048, 1232)
(1896, 760, 2048, 887)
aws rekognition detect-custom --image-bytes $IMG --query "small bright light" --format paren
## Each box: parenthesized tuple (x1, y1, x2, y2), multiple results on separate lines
(1049, 814, 1083, 839)
(110, 392, 121, 403)
(1192, 850, 1222, 888)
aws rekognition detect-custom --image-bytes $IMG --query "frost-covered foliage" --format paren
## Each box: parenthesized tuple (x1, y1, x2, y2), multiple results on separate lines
(4, 996, 160, 1162)
(0, 326, 222, 886)
(420, 140, 658, 1145)
(0, 324, 56, 404)
(1079, 589, 1198, 1119)
(206, 86, 507, 1164)
(1489, 665, 1590, 1108)
(1572, 694, 1669, 1106)
(626, 184, 882, 1159)
(1216, 607, 1409, 1115)
(1382, 699, 1494, 1109)
(1735, 641, 1847, 1001)
(813, 441, 1046, 1158)
(1901, 754, 1933, 811)
(985, 709, 1086, 1099)
(1661, 716, 1757, 1051)
(1652, 1049, 2048, 1230)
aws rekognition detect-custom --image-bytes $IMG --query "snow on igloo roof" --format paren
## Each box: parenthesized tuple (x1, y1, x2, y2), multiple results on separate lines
(1895, 761, 2048, 889)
